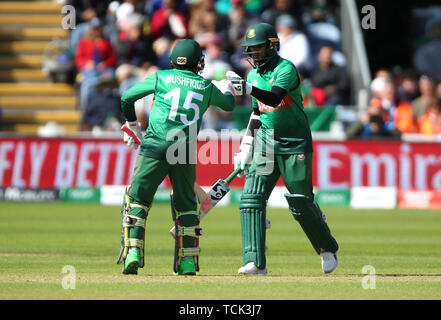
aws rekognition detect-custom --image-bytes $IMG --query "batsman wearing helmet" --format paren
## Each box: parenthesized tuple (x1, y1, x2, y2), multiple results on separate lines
(227, 23, 339, 274)
(118, 39, 236, 275)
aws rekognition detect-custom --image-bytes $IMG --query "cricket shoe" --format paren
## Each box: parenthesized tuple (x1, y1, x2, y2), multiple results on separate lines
(321, 252, 338, 274)
(123, 249, 141, 275)
(238, 262, 267, 275)
(178, 257, 196, 276)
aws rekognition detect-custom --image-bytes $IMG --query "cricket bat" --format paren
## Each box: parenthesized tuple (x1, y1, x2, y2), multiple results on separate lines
(169, 167, 242, 238)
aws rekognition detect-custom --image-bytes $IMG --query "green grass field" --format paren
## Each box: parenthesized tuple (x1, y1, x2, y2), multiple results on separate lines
(0, 201, 440, 300)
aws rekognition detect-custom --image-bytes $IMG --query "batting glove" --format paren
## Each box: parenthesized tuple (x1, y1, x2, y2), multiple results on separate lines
(123, 121, 142, 150)
(212, 79, 235, 96)
(226, 71, 252, 96)
(234, 135, 254, 178)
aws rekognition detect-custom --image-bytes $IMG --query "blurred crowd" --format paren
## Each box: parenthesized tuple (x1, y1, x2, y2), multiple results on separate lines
(65, 0, 348, 132)
(63, 0, 441, 138)
(346, 69, 441, 139)
(346, 11, 441, 139)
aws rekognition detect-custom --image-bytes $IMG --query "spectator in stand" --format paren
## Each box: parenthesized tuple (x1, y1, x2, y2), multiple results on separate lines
(370, 76, 388, 100)
(346, 101, 395, 139)
(114, 0, 137, 39)
(200, 35, 232, 81)
(115, 12, 159, 102)
(227, 0, 259, 76)
(411, 74, 438, 121)
(187, 0, 228, 44)
(302, 1, 338, 27)
(152, 37, 174, 70)
(396, 69, 419, 103)
(215, 0, 263, 17)
(262, 0, 305, 30)
(200, 35, 234, 130)
(227, 0, 258, 48)
(374, 68, 393, 81)
(437, 82, 441, 100)
(305, 3, 344, 69)
(310, 46, 349, 106)
(68, 0, 114, 51)
(74, 18, 117, 111)
(414, 22, 441, 82)
(276, 14, 311, 74)
(417, 98, 441, 135)
(115, 13, 158, 71)
(150, 0, 188, 40)
(369, 78, 415, 135)
(147, 0, 188, 17)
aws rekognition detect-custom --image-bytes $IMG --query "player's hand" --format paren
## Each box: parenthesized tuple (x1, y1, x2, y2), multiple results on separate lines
(123, 121, 142, 150)
(234, 136, 253, 178)
(226, 71, 252, 96)
(212, 79, 235, 96)
(234, 152, 252, 178)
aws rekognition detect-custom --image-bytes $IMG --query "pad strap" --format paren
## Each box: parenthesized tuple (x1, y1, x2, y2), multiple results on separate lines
(178, 247, 201, 257)
(124, 238, 144, 249)
(130, 202, 150, 212)
(123, 215, 146, 228)
(178, 226, 202, 238)
(176, 210, 199, 218)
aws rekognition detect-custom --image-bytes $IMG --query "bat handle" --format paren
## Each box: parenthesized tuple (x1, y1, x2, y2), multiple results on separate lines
(225, 167, 242, 184)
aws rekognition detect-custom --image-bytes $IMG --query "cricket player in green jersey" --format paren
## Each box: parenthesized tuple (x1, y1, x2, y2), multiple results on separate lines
(227, 23, 339, 274)
(118, 39, 236, 275)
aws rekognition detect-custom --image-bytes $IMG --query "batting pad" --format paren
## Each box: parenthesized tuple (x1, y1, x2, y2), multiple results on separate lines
(285, 193, 338, 254)
(239, 173, 267, 269)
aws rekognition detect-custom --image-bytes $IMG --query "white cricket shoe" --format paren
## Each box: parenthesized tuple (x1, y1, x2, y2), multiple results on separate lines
(238, 262, 268, 275)
(321, 252, 338, 274)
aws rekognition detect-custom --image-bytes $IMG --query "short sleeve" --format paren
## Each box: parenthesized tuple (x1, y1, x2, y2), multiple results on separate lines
(273, 62, 300, 92)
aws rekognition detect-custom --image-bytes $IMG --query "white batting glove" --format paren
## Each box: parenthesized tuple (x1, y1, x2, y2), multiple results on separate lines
(212, 79, 235, 96)
(226, 71, 252, 96)
(123, 121, 142, 150)
(234, 135, 254, 178)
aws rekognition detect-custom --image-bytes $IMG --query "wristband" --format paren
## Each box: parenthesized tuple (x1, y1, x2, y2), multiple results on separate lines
(245, 82, 253, 95)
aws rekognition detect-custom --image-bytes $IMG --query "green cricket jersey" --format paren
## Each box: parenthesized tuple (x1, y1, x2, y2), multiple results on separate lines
(121, 69, 235, 160)
(248, 56, 313, 154)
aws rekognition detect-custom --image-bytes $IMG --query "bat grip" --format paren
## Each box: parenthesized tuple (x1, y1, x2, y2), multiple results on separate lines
(225, 167, 242, 184)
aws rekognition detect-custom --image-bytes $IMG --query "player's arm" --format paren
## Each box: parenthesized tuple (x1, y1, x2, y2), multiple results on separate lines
(120, 74, 156, 149)
(250, 86, 287, 107)
(209, 81, 236, 112)
(121, 73, 157, 121)
(227, 64, 299, 107)
(233, 107, 261, 177)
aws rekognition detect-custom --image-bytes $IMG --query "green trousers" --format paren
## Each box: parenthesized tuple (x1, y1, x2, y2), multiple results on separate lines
(128, 155, 197, 240)
(129, 155, 197, 211)
(240, 152, 338, 269)
(249, 152, 314, 198)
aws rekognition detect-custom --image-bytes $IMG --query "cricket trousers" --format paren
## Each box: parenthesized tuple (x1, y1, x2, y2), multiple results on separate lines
(127, 155, 198, 251)
(240, 152, 339, 269)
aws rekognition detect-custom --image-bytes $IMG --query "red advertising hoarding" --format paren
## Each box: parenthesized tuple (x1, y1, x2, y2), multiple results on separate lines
(1, 137, 440, 190)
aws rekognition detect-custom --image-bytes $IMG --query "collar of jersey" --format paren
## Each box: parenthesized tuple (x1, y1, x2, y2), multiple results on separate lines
(257, 55, 280, 75)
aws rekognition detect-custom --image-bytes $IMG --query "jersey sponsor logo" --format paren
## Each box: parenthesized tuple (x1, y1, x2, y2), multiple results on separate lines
(269, 76, 274, 86)
(176, 57, 187, 65)
(257, 94, 294, 113)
